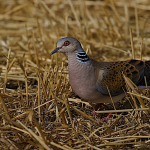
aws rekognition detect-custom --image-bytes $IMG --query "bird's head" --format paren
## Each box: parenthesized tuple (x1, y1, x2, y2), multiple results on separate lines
(50, 37, 82, 56)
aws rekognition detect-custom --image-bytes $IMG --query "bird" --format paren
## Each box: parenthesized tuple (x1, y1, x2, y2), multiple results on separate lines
(51, 37, 150, 110)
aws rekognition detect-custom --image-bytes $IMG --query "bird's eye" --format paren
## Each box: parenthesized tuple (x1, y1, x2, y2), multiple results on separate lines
(64, 41, 70, 46)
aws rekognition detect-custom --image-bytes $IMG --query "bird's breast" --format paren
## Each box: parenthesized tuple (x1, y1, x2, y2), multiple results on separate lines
(68, 59, 98, 100)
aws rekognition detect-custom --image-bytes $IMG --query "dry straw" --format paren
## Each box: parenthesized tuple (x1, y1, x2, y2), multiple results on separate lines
(0, 0, 150, 149)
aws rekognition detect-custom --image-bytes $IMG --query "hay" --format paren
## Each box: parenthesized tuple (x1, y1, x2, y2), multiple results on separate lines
(0, 0, 150, 149)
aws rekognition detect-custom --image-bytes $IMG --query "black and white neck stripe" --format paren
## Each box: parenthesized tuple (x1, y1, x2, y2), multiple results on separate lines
(76, 50, 89, 63)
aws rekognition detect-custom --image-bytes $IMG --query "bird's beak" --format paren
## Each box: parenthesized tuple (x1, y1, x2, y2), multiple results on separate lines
(50, 47, 60, 56)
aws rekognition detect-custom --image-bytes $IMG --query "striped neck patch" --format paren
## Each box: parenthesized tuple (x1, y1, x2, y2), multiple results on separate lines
(76, 50, 89, 63)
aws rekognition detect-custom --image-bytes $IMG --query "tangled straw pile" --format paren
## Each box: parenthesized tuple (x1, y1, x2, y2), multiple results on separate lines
(0, 0, 150, 149)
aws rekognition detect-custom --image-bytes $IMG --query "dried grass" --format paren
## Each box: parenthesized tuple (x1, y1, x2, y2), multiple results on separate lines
(0, 0, 150, 149)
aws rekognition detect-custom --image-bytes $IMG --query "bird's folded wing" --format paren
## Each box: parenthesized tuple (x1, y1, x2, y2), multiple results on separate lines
(96, 60, 145, 96)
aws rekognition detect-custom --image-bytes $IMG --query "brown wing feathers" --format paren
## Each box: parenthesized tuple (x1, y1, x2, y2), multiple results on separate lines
(96, 59, 145, 96)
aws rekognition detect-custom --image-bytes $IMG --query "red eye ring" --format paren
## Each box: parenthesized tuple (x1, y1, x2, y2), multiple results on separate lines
(64, 40, 70, 46)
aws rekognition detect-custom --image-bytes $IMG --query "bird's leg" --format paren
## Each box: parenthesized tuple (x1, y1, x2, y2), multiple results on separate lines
(99, 112, 112, 122)
(92, 103, 103, 118)
(92, 103, 112, 121)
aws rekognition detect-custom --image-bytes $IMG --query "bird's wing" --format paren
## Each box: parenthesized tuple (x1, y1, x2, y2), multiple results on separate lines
(96, 59, 145, 96)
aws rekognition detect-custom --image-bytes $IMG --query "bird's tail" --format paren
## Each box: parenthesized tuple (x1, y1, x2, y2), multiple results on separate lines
(144, 61, 150, 85)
